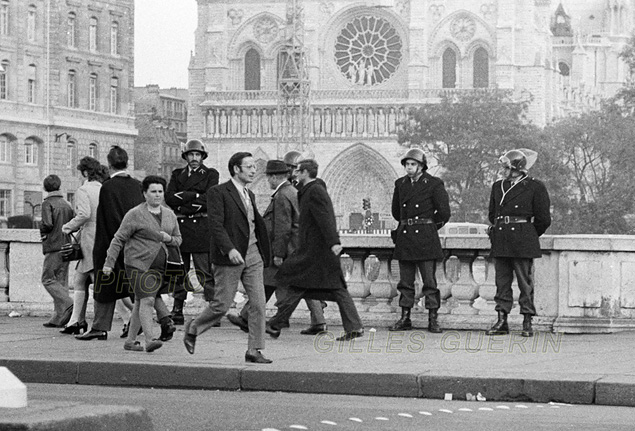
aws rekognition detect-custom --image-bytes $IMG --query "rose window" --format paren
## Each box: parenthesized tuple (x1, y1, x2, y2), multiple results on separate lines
(334, 15, 403, 86)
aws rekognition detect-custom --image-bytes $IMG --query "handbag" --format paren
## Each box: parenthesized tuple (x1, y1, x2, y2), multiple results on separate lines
(164, 245, 186, 290)
(61, 232, 83, 262)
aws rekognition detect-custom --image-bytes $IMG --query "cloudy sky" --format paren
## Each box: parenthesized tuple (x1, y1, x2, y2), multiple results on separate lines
(134, 0, 197, 89)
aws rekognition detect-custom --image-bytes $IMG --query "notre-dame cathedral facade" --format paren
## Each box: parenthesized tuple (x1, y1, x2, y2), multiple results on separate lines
(189, 0, 633, 229)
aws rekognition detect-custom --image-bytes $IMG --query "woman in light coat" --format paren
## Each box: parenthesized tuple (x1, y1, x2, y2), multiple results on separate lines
(103, 176, 181, 352)
(60, 157, 106, 334)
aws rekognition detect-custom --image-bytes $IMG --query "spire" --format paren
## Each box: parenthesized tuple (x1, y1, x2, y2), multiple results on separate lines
(552, 2, 573, 36)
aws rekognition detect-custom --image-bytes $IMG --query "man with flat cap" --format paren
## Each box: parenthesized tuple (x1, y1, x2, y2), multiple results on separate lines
(226, 159, 327, 335)
(166, 139, 219, 324)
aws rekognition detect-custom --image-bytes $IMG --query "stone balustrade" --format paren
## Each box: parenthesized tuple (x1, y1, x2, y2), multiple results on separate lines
(2, 229, 635, 333)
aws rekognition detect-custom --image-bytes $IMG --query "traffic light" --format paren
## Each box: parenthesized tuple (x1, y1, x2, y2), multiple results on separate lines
(362, 198, 371, 211)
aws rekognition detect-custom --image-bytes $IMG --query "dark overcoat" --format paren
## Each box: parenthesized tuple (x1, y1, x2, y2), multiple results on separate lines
(165, 165, 219, 253)
(263, 180, 299, 286)
(488, 176, 551, 259)
(93, 175, 143, 302)
(276, 180, 345, 295)
(391, 172, 451, 261)
(207, 180, 271, 267)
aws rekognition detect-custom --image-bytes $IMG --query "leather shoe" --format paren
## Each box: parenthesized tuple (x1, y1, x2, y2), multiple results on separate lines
(145, 339, 163, 352)
(43, 321, 61, 328)
(227, 314, 249, 333)
(183, 320, 197, 355)
(75, 329, 108, 341)
(245, 350, 272, 364)
(336, 329, 364, 341)
(265, 323, 281, 339)
(300, 323, 327, 335)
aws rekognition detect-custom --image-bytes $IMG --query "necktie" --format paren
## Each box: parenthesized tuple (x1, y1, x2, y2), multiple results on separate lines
(243, 188, 251, 210)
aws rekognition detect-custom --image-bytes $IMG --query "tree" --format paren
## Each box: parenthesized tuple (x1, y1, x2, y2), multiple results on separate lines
(398, 90, 541, 223)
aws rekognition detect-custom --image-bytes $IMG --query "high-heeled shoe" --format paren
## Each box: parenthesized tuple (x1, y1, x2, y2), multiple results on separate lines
(59, 321, 88, 335)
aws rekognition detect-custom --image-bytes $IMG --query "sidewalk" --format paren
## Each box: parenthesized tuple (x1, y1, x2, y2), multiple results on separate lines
(1, 316, 634, 407)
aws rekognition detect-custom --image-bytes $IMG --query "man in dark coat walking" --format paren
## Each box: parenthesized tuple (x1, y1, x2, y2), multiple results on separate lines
(486, 149, 551, 337)
(166, 139, 219, 324)
(183, 152, 273, 363)
(390, 148, 451, 333)
(77, 146, 143, 341)
(268, 159, 364, 341)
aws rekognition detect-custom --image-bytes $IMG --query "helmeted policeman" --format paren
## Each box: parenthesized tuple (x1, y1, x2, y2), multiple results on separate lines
(165, 139, 220, 324)
(390, 148, 451, 333)
(486, 149, 551, 337)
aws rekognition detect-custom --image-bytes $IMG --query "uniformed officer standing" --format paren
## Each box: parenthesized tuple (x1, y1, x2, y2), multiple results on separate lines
(390, 148, 451, 333)
(486, 149, 551, 337)
(165, 139, 220, 324)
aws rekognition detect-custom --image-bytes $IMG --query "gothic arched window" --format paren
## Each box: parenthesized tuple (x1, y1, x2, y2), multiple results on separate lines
(244, 48, 261, 91)
(442, 48, 457, 88)
(559, 62, 570, 77)
(473, 47, 489, 88)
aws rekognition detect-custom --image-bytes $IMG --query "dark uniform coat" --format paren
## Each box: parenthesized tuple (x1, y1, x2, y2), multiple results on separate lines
(207, 180, 271, 266)
(93, 174, 143, 302)
(488, 176, 551, 259)
(276, 180, 344, 295)
(263, 180, 299, 287)
(391, 172, 451, 261)
(165, 165, 219, 253)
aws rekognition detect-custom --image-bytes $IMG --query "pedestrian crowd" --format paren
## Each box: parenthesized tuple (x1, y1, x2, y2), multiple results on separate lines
(39, 141, 550, 363)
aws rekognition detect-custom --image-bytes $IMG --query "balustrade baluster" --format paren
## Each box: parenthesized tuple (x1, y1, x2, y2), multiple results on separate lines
(475, 254, 497, 315)
(368, 250, 397, 313)
(437, 255, 454, 314)
(0, 243, 8, 302)
(340, 250, 369, 311)
(449, 250, 480, 315)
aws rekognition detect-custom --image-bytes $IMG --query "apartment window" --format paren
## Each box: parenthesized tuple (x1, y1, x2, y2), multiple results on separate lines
(66, 142, 75, 168)
(473, 47, 489, 88)
(27, 5, 36, 42)
(245, 48, 261, 90)
(0, 189, 11, 218)
(0, 60, 8, 100)
(88, 142, 97, 158)
(442, 48, 457, 89)
(89, 73, 98, 111)
(0, 1, 9, 36)
(109, 77, 118, 114)
(67, 12, 76, 47)
(0, 134, 11, 162)
(27, 64, 36, 103)
(67, 70, 76, 107)
(24, 138, 38, 165)
(110, 21, 119, 55)
(89, 17, 98, 51)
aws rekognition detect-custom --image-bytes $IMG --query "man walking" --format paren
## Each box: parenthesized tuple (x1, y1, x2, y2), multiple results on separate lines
(268, 159, 364, 341)
(389, 148, 451, 334)
(486, 149, 551, 337)
(40, 174, 74, 328)
(226, 159, 327, 335)
(183, 152, 272, 363)
(166, 139, 219, 324)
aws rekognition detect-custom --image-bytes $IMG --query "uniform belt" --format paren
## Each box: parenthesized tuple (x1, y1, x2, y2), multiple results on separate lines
(400, 218, 434, 226)
(178, 213, 207, 219)
(496, 216, 530, 224)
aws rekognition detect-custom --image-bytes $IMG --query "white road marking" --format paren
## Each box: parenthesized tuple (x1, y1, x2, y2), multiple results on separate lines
(439, 409, 453, 413)
(321, 420, 337, 426)
(375, 417, 389, 421)
(398, 413, 413, 418)
(550, 405, 561, 409)
(496, 405, 511, 409)
(516, 405, 529, 409)
(349, 417, 363, 422)
(479, 407, 494, 411)
(262, 429, 280, 431)
(289, 426, 308, 430)
(419, 411, 432, 416)
(458, 408, 473, 412)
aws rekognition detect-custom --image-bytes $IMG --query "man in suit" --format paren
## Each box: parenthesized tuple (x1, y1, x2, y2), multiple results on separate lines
(166, 139, 219, 324)
(77, 146, 145, 340)
(389, 148, 451, 334)
(268, 159, 364, 341)
(183, 152, 272, 363)
(486, 149, 551, 338)
(226, 159, 328, 335)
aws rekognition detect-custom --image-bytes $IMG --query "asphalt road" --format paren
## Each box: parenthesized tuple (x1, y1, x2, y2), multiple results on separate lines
(27, 384, 635, 431)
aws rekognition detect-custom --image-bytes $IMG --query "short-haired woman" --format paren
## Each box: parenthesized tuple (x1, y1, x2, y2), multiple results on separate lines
(103, 176, 181, 352)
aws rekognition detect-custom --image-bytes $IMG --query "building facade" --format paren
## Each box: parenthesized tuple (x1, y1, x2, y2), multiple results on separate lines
(0, 0, 135, 225)
(189, 0, 634, 230)
(133, 85, 188, 178)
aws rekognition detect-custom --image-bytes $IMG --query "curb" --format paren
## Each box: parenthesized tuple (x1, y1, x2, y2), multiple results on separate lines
(2, 358, 634, 407)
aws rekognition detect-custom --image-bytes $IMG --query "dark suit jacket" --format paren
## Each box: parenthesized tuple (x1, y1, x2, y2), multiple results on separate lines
(391, 172, 451, 261)
(207, 180, 271, 267)
(488, 176, 551, 259)
(166, 164, 219, 253)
